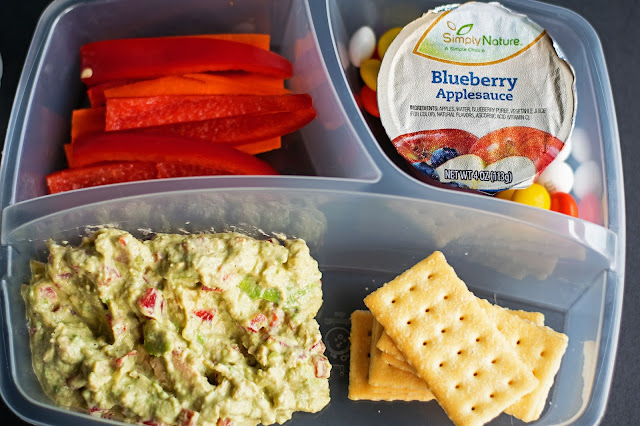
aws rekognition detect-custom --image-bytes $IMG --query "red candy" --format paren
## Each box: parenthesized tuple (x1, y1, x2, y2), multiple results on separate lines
(578, 193, 602, 224)
(550, 192, 578, 217)
(360, 85, 379, 117)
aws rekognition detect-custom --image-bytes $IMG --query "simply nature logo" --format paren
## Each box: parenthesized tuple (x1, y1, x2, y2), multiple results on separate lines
(448, 21, 473, 35)
(443, 20, 521, 47)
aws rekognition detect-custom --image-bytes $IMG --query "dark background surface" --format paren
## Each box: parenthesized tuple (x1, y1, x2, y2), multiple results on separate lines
(0, 0, 638, 424)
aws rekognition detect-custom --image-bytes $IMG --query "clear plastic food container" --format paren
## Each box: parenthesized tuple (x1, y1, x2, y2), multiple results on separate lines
(0, 0, 624, 425)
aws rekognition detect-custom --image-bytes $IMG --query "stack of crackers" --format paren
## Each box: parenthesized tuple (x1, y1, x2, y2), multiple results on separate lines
(349, 251, 568, 426)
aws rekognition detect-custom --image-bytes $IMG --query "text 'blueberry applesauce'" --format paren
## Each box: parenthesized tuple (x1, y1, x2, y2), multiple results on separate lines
(378, 2, 576, 192)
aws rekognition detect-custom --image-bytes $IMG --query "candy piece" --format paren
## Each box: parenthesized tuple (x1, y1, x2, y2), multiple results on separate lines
(569, 127, 592, 163)
(578, 196, 601, 224)
(511, 183, 551, 209)
(573, 160, 603, 199)
(360, 59, 381, 91)
(550, 192, 579, 217)
(536, 160, 574, 194)
(348, 26, 376, 67)
(377, 27, 402, 59)
(495, 189, 516, 200)
(360, 85, 379, 117)
(578, 193, 603, 224)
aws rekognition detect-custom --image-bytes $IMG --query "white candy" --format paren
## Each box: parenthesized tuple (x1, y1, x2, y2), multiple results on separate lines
(570, 127, 592, 163)
(537, 160, 574, 194)
(348, 26, 376, 67)
(573, 160, 603, 199)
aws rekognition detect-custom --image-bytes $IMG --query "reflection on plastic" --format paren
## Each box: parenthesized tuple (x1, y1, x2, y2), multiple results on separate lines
(386, 200, 591, 282)
(7, 191, 329, 252)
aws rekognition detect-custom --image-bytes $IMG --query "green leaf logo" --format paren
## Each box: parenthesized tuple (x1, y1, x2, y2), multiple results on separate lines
(456, 23, 473, 35)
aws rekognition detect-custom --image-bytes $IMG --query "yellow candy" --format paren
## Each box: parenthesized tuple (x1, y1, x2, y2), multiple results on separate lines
(495, 189, 515, 200)
(378, 27, 403, 59)
(360, 59, 381, 91)
(511, 183, 551, 209)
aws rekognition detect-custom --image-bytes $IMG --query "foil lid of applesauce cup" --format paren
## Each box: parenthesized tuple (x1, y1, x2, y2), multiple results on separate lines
(378, 1, 576, 192)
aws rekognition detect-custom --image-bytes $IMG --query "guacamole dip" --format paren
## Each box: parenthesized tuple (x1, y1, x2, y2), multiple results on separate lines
(22, 229, 331, 425)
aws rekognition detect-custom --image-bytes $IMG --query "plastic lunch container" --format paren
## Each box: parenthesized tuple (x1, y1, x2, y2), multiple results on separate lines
(0, 0, 624, 425)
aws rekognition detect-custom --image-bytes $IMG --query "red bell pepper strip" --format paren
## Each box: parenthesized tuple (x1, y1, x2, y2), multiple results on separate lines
(234, 137, 281, 155)
(46, 162, 157, 193)
(155, 162, 230, 178)
(136, 107, 316, 145)
(68, 133, 278, 175)
(71, 107, 105, 142)
(191, 34, 270, 51)
(71, 107, 287, 154)
(105, 94, 312, 130)
(81, 38, 293, 86)
(92, 73, 287, 107)
(87, 79, 141, 107)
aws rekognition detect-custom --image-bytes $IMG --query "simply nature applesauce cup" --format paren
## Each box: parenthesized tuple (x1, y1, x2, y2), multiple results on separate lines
(378, 2, 576, 193)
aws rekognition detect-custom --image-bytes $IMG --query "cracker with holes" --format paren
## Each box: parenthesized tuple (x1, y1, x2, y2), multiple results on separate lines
(381, 351, 416, 373)
(348, 310, 435, 402)
(478, 299, 568, 422)
(369, 317, 435, 394)
(377, 308, 546, 365)
(364, 251, 539, 426)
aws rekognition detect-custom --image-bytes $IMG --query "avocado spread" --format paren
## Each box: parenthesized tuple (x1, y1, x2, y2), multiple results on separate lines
(22, 229, 331, 425)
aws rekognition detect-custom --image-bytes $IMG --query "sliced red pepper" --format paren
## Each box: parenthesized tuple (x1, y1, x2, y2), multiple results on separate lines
(105, 94, 312, 131)
(73, 106, 312, 146)
(156, 162, 226, 178)
(71, 107, 106, 142)
(104, 72, 286, 100)
(69, 133, 278, 175)
(87, 79, 141, 107)
(136, 107, 316, 145)
(46, 161, 157, 193)
(81, 37, 293, 86)
(192, 33, 271, 51)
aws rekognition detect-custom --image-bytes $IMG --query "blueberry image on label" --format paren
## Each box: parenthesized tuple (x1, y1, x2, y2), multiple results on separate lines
(430, 147, 460, 168)
(447, 181, 470, 190)
(413, 162, 439, 180)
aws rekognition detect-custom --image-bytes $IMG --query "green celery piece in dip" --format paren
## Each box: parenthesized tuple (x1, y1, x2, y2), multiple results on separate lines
(22, 229, 331, 425)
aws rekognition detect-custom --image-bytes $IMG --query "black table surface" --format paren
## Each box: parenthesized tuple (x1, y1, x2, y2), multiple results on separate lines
(1, 0, 638, 425)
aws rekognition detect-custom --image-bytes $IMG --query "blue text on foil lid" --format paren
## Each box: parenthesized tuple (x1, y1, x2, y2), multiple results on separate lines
(431, 70, 518, 91)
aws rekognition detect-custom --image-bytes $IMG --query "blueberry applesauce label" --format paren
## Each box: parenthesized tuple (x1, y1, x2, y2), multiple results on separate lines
(378, 2, 576, 192)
